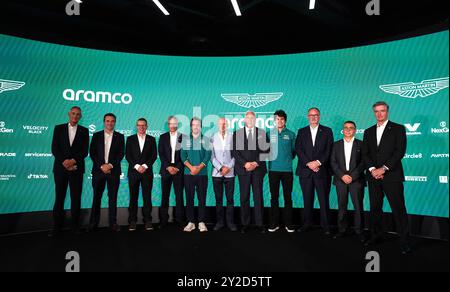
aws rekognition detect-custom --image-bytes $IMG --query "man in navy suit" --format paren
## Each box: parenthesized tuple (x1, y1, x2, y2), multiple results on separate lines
(50, 106, 89, 236)
(362, 101, 410, 254)
(88, 113, 125, 232)
(295, 107, 334, 235)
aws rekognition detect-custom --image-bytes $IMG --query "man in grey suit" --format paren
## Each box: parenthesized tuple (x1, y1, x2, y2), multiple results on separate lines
(211, 118, 237, 232)
(330, 121, 365, 241)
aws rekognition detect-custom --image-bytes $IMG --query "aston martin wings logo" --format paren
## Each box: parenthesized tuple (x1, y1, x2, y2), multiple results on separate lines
(379, 77, 449, 99)
(221, 92, 283, 108)
(0, 79, 25, 94)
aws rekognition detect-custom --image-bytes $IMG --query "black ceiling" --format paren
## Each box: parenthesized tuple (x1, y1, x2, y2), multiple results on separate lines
(0, 0, 449, 56)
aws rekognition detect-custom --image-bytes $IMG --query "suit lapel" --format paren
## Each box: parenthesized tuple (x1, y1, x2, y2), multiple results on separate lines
(99, 131, 105, 164)
(64, 125, 71, 150)
(349, 140, 357, 170)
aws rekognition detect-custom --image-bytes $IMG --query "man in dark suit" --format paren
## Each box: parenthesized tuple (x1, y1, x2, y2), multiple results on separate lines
(50, 106, 89, 236)
(330, 121, 365, 240)
(158, 116, 186, 228)
(126, 118, 157, 232)
(362, 101, 410, 254)
(295, 107, 334, 235)
(88, 113, 125, 232)
(232, 111, 270, 234)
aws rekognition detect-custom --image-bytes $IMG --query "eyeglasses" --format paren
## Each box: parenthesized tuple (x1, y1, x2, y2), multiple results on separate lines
(343, 127, 356, 131)
(308, 114, 320, 117)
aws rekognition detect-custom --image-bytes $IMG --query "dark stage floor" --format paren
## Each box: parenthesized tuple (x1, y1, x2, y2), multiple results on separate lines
(0, 225, 448, 272)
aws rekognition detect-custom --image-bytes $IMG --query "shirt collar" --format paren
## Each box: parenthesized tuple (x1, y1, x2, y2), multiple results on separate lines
(310, 124, 319, 131)
(344, 137, 355, 144)
(377, 120, 389, 128)
(68, 123, 78, 129)
(170, 131, 178, 137)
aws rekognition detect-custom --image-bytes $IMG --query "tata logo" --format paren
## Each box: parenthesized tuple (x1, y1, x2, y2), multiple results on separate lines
(63, 89, 133, 105)
(221, 92, 283, 109)
(0, 79, 25, 94)
(380, 77, 449, 98)
(404, 123, 421, 136)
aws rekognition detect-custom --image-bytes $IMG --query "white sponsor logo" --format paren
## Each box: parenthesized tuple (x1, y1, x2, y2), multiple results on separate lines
(0, 79, 25, 94)
(63, 89, 133, 105)
(404, 123, 422, 136)
(0, 174, 16, 181)
(221, 92, 283, 109)
(27, 174, 49, 180)
(404, 153, 423, 159)
(0, 121, 14, 134)
(431, 121, 449, 134)
(405, 176, 428, 182)
(225, 115, 275, 129)
(431, 153, 450, 159)
(22, 125, 49, 135)
(380, 77, 449, 98)
(24, 153, 53, 158)
(340, 129, 365, 135)
(0, 153, 16, 157)
(439, 176, 448, 184)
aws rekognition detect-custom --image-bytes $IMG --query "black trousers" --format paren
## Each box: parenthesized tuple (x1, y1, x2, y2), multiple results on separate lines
(238, 173, 265, 227)
(128, 172, 153, 224)
(53, 171, 83, 230)
(368, 180, 409, 243)
(335, 181, 364, 234)
(299, 176, 330, 231)
(268, 171, 293, 228)
(212, 176, 235, 227)
(89, 172, 120, 226)
(159, 172, 185, 225)
(184, 175, 208, 223)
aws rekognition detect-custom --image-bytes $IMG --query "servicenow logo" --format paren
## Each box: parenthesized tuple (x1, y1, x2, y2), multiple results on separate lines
(63, 89, 133, 105)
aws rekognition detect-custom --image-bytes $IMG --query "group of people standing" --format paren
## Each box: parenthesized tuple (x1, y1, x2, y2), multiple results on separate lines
(49, 101, 411, 254)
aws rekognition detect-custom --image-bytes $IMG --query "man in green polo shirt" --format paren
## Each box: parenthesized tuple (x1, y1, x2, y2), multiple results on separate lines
(181, 117, 212, 233)
(267, 110, 296, 233)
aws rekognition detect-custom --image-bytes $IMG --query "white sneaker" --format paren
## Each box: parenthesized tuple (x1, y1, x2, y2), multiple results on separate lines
(183, 222, 196, 232)
(285, 227, 295, 233)
(199, 222, 208, 233)
(268, 226, 280, 233)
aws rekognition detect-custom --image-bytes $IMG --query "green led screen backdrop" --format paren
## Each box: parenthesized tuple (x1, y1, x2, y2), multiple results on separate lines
(0, 32, 448, 217)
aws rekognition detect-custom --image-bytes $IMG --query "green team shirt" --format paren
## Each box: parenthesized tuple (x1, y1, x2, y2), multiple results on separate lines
(267, 127, 296, 172)
(180, 134, 212, 176)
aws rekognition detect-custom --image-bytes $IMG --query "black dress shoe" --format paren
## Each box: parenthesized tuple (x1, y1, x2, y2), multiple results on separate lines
(72, 228, 82, 236)
(110, 224, 121, 232)
(241, 226, 249, 234)
(296, 226, 313, 233)
(159, 223, 168, 229)
(400, 244, 412, 255)
(357, 233, 367, 243)
(333, 232, 346, 239)
(86, 224, 98, 233)
(258, 227, 267, 234)
(48, 229, 60, 238)
(364, 237, 382, 247)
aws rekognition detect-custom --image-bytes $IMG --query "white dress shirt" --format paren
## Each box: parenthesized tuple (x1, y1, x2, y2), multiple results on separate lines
(369, 120, 390, 172)
(68, 123, 78, 147)
(104, 131, 113, 164)
(170, 131, 178, 164)
(376, 120, 389, 146)
(344, 137, 355, 172)
(134, 134, 148, 171)
(310, 125, 319, 147)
